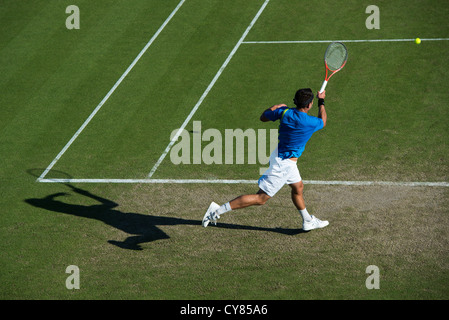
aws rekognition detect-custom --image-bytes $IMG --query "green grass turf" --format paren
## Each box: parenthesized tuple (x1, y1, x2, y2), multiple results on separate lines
(1, 0, 448, 301)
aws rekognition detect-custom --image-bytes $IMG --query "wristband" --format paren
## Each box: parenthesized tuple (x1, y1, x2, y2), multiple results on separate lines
(318, 98, 325, 106)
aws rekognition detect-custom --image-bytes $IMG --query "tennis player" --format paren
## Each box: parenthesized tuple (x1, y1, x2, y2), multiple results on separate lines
(202, 88, 329, 231)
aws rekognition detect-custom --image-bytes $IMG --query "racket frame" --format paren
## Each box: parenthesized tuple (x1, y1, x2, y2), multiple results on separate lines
(319, 42, 348, 93)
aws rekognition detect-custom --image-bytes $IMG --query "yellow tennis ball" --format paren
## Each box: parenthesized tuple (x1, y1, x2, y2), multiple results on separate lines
(415, 38, 421, 44)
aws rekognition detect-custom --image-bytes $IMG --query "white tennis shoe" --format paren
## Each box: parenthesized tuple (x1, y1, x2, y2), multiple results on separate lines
(302, 215, 329, 231)
(202, 202, 220, 227)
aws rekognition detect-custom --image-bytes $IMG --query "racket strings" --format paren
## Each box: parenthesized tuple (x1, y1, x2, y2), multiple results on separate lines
(325, 43, 347, 71)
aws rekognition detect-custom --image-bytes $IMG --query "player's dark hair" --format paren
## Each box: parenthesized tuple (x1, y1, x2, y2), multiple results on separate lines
(293, 88, 314, 108)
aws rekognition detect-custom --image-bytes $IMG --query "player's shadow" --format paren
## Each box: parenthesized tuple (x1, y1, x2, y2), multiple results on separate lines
(25, 185, 303, 250)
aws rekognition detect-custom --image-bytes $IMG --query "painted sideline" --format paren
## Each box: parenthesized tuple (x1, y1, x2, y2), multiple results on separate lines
(38, 0, 186, 181)
(242, 37, 449, 44)
(147, 0, 271, 178)
(37, 178, 449, 187)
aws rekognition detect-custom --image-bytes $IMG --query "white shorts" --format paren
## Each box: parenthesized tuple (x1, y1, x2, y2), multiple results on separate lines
(258, 148, 302, 197)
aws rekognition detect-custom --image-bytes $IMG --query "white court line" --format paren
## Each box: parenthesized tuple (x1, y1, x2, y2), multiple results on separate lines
(37, 0, 186, 181)
(147, 0, 271, 178)
(242, 37, 449, 44)
(37, 178, 449, 187)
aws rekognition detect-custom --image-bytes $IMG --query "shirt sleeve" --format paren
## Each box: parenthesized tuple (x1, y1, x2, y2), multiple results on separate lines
(263, 106, 288, 122)
(310, 116, 324, 132)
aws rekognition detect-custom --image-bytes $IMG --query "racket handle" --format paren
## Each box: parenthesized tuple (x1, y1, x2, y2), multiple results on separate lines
(319, 80, 328, 93)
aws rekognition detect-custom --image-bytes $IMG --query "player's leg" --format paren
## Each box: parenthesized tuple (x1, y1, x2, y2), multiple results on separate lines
(289, 181, 306, 211)
(229, 189, 271, 210)
(202, 189, 270, 227)
(289, 181, 329, 231)
(202, 148, 279, 228)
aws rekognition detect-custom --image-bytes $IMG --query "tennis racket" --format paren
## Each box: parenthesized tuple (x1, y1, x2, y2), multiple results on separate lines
(319, 41, 348, 93)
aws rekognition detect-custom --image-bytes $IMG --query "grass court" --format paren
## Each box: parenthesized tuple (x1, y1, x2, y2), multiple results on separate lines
(1, 0, 448, 300)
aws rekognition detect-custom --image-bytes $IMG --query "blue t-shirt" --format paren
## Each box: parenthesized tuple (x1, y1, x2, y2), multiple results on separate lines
(263, 107, 323, 159)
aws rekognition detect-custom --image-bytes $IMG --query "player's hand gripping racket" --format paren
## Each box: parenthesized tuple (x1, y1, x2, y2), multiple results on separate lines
(319, 41, 348, 93)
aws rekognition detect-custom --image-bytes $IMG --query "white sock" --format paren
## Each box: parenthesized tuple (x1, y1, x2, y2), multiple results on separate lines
(299, 208, 312, 222)
(216, 202, 232, 216)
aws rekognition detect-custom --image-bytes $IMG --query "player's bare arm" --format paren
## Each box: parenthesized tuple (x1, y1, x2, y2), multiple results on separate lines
(317, 90, 327, 127)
